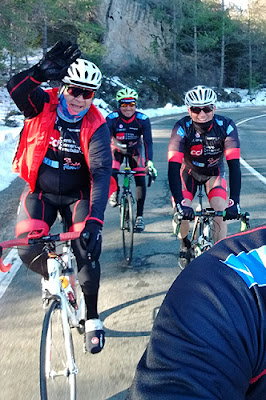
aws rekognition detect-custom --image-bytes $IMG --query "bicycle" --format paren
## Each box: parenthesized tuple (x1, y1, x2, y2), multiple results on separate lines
(116, 157, 136, 265)
(174, 184, 250, 260)
(114, 150, 156, 265)
(0, 228, 85, 400)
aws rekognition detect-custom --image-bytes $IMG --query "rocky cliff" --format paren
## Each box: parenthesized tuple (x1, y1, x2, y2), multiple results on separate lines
(96, 0, 172, 72)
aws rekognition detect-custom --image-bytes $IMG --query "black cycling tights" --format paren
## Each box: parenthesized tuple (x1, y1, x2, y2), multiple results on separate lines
(16, 185, 100, 319)
(135, 175, 146, 217)
(112, 172, 146, 216)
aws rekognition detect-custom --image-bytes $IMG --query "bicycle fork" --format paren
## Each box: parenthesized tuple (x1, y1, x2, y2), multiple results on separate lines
(46, 257, 78, 378)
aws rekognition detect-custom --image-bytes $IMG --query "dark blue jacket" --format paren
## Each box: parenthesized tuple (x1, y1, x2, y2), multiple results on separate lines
(129, 225, 266, 399)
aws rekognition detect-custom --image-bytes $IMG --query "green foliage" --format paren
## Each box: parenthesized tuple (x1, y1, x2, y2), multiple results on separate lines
(0, 0, 105, 75)
(0, 0, 266, 96)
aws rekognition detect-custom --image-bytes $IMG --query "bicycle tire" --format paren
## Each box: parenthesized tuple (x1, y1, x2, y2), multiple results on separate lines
(121, 194, 134, 264)
(40, 299, 77, 400)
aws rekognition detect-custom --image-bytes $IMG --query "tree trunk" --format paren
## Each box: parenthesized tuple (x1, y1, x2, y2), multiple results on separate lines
(42, 18, 48, 56)
(219, 0, 225, 90)
(248, 17, 253, 94)
(173, 1, 177, 71)
(193, 2, 198, 80)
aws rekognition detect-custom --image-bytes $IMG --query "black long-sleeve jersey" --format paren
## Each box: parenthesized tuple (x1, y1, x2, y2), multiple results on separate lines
(168, 114, 241, 204)
(129, 225, 266, 399)
(7, 69, 112, 222)
(106, 110, 153, 161)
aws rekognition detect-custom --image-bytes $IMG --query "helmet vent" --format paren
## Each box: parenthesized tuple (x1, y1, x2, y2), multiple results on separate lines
(62, 58, 102, 90)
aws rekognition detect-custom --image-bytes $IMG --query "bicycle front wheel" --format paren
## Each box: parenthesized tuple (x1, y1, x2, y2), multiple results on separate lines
(121, 194, 134, 264)
(40, 299, 77, 400)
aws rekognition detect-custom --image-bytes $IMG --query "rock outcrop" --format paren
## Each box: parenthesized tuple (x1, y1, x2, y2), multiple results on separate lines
(96, 0, 172, 72)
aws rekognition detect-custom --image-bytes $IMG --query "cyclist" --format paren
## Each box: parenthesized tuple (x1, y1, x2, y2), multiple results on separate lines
(168, 85, 241, 269)
(7, 41, 112, 354)
(128, 224, 266, 400)
(106, 88, 157, 232)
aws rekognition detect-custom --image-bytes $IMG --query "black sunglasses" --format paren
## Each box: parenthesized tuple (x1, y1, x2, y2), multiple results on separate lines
(190, 106, 214, 114)
(65, 85, 94, 99)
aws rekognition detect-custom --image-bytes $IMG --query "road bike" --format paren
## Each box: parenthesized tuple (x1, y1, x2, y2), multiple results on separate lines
(0, 228, 85, 400)
(117, 158, 136, 265)
(174, 184, 250, 260)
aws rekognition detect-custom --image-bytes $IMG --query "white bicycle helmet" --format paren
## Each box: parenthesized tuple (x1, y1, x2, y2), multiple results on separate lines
(116, 88, 139, 102)
(184, 85, 217, 106)
(62, 58, 102, 90)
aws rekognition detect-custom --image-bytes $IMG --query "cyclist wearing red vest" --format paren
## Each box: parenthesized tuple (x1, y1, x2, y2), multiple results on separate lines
(7, 41, 112, 354)
(168, 85, 241, 269)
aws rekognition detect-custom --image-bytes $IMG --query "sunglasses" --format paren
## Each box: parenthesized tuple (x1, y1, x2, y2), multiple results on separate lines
(190, 106, 214, 114)
(65, 86, 94, 99)
(120, 102, 136, 108)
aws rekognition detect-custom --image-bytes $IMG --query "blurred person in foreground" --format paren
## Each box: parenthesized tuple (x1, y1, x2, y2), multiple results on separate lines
(168, 85, 241, 269)
(128, 224, 266, 399)
(7, 41, 112, 354)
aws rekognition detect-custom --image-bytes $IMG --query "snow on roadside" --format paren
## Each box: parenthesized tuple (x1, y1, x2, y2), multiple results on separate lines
(0, 85, 266, 193)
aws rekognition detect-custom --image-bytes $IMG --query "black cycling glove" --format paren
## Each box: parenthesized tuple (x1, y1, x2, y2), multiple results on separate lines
(80, 220, 102, 261)
(32, 40, 81, 82)
(224, 200, 241, 221)
(176, 203, 195, 221)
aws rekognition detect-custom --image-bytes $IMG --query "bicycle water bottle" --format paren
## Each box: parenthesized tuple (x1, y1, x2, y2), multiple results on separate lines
(60, 276, 78, 310)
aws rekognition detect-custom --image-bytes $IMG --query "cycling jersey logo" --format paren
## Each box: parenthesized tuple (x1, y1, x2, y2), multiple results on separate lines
(190, 144, 203, 157)
(116, 132, 125, 140)
(222, 245, 266, 289)
(63, 157, 81, 170)
(49, 132, 60, 148)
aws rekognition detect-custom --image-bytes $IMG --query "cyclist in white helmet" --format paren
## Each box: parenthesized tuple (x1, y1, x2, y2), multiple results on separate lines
(168, 85, 241, 269)
(7, 41, 112, 354)
(106, 87, 157, 232)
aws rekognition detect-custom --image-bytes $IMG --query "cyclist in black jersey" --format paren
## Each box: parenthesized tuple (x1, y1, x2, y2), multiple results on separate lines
(128, 224, 266, 400)
(168, 85, 241, 269)
(7, 41, 112, 354)
(106, 88, 157, 232)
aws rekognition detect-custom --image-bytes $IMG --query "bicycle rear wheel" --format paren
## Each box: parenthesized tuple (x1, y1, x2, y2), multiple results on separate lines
(121, 194, 134, 264)
(40, 299, 77, 400)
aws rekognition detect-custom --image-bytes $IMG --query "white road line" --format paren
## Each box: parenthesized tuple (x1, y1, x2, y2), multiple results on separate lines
(1, 113, 266, 299)
(236, 114, 266, 183)
(0, 249, 22, 299)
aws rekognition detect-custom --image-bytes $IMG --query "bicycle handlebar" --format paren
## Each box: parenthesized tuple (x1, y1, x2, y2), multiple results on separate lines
(175, 209, 250, 223)
(0, 230, 81, 273)
(194, 209, 225, 218)
(117, 170, 136, 175)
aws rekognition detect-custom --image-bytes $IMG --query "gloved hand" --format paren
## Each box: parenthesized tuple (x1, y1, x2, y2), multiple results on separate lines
(32, 40, 81, 82)
(176, 203, 195, 221)
(147, 160, 158, 178)
(224, 200, 241, 220)
(80, 220, 102, 261)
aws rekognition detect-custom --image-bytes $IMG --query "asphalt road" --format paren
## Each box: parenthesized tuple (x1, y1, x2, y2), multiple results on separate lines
(1, 106, 266, 400)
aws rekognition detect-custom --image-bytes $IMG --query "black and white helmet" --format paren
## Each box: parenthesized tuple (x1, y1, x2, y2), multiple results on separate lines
(62, 58, 102, 90)
(184, 85, 217, 106)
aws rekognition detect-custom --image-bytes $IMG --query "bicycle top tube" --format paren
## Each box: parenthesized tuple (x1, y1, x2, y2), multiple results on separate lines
(116, 168, 136, 176)
(0, 230, 81, 273)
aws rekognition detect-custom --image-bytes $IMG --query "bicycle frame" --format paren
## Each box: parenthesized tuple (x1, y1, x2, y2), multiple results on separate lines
(45, 243, 85, 330)
(0, 230, 85, 400)
(118, 157, 135, 204)
(175, 185, 250, 259)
